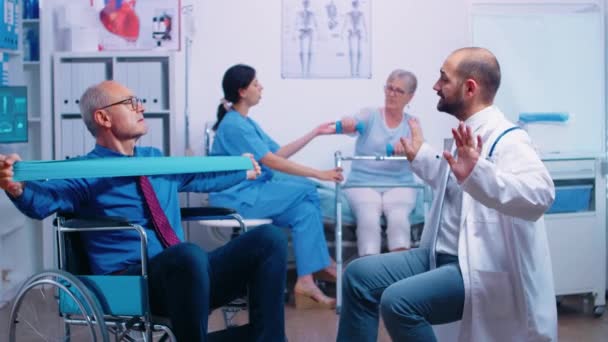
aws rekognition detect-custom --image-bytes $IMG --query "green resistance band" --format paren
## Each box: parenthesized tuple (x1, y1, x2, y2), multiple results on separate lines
(13, 156, 253, 181)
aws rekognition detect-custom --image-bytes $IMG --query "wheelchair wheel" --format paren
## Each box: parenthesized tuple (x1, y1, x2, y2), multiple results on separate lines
(8, 270, 109, 342)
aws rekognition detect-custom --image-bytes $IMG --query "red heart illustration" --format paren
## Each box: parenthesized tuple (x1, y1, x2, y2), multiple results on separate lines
(99, 0, 140, 42)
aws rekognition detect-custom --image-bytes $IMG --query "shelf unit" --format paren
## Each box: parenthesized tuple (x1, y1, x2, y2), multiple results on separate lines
(52, 51, 185, 160)
(0, 0, 48, 307)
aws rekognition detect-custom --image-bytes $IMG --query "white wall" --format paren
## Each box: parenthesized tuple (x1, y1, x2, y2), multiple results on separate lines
(187, 0, 468, 171)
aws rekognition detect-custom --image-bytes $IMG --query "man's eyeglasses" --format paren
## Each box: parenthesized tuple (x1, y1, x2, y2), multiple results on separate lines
(384, 85, 407, 96)
(98, 96, 143, 111)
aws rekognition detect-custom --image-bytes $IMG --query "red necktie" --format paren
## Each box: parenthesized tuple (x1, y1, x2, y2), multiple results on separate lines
(139, 176, 181, 248)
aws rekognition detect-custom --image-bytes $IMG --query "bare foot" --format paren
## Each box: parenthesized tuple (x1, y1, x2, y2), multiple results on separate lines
(294, 282, 336, 309)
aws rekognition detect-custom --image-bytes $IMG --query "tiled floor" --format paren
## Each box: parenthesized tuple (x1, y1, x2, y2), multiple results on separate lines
(2, 292, 608, 341)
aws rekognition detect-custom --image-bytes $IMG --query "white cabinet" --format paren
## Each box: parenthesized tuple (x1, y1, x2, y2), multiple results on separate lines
(543, 157, 606, 314)
(471, 1, 607, 315)
(52, 51, 185, 160)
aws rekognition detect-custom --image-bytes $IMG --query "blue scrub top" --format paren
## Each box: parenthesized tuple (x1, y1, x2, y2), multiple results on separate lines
(211, 111, 280, 205)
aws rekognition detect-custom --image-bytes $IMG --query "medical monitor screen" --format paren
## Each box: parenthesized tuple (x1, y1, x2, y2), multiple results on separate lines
(0, 86, 28, 143)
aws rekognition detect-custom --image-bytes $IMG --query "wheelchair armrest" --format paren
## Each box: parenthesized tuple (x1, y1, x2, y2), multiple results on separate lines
(54, 215, 132, 228)
(181, 206, 247, 232)
(53, 213, 149, 277)
(180, 207, 238, 220)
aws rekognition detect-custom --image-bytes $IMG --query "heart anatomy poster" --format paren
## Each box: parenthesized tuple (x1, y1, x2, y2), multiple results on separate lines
(91, 0, 180, 51)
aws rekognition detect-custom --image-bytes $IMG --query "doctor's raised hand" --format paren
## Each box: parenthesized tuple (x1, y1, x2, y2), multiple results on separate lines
(0, 153, 24, 197)
(399, 117, 425, 161)
(443, 122, 483, 183)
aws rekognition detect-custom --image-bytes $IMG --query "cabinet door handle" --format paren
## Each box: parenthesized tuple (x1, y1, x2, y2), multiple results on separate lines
(551, 169, 594, 177)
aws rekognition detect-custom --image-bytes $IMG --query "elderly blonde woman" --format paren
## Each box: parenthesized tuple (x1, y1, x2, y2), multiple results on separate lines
(340, 69, 418, 256)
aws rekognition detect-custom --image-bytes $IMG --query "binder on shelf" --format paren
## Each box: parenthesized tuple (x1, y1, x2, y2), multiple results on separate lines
(135, 62, 149, 109)
(58, 62, 72, 113)
(70, 63, 84, 113)
(83, 123, 96, 153)
(112, 61, 129, 89)
(23, 0, 40, 20)
(60, 118, 73, 159)
(126, 61, 140, 101)
(139, 61, 164, 112)
(71, 119, 85, 158)
(22, 28, 38, 62)
(138, 116, 166, 154)
(69, 62, 107, 114)
(61, 117, 95, 160)
(0, 0, 18, 51)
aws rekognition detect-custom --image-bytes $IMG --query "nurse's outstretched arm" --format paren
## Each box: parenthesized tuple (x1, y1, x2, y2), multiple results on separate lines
(275, 122, 335, 159)
(260, 151, 343, 182)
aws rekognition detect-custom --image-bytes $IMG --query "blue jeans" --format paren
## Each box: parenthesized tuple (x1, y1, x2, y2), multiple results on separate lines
(336, 248, 464, 342)
(126, 225, 288, 342)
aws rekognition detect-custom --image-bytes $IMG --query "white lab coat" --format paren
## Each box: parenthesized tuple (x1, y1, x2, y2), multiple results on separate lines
(411, 106, 557, 341)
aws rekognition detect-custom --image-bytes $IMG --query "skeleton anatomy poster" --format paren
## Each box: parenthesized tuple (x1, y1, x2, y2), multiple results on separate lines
(282, 0, 371, 79)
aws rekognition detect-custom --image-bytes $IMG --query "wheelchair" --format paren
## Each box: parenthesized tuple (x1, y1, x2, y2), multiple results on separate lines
(7, 207, 250, 342)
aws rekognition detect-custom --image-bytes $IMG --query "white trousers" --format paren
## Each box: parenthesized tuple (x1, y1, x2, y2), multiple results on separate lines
(344, 187, 417, 256)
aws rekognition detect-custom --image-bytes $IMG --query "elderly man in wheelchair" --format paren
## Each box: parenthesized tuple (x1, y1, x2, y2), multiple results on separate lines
(0, 80, 288, 341)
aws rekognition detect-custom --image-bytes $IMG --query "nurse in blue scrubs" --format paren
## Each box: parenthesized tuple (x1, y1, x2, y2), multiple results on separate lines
(210, 64, 343, 309)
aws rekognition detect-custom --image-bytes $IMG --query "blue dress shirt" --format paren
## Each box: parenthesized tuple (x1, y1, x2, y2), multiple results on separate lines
(10, 144, 246, 274)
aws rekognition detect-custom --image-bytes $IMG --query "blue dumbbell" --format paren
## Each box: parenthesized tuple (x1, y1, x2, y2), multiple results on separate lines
(386, 143, 394, 156)
(335, 121, 365, 134)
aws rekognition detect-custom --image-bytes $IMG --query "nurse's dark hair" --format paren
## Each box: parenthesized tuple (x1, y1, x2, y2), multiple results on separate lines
(214, 64, 256, 131)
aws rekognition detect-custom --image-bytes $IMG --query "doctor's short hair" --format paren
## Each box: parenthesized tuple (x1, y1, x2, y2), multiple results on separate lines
(387, 69, 417, 94)
(80, 83, 112, 137)
(454, 47, 501, 103)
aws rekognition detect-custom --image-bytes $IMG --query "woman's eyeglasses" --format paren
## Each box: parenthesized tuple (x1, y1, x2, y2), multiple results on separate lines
(98, 96, 143, 111)
(384, 85, 407, 96)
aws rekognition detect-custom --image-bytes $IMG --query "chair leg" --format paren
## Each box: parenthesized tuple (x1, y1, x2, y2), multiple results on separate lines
(153, 324, 176, 342)
(222, 306, 241, 328)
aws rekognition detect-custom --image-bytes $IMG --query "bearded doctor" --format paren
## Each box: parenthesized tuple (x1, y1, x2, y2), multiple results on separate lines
(336, 47, 557, 342)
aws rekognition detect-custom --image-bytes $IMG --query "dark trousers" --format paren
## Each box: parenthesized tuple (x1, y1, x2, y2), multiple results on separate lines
(127, 225, 288, 341)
